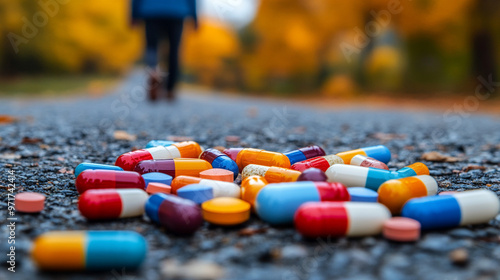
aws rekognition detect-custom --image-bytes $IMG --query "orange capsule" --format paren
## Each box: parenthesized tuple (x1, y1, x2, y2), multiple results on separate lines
(134, 159, 212, 178)
(235, 148, 291, 171)
(378, 175, 438, 214)
(241, 164, 300, 183)
(241, 176, 268, 211)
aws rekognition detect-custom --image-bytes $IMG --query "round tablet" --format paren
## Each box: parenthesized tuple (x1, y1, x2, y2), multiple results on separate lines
(383, 217, 421, 242)
(439, 191, 458, 196)
(202, 197, 250, 226)
(141, 172, 172, 188)
(177, 184, 214, 204)
(348, 187, 378, 202)
(199, 168, 234, 182)
(297, 168, 327, 182)
(146, 182, 171, 195)
(15, 192, 46, 213)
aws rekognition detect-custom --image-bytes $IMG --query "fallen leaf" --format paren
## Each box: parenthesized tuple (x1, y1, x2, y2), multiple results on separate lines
(0, 153, 21, 160)
(449, 249, 468, 266)
(39, 144, 50, 149)
(246, 107, 258, 118)
(225, 135, 240, 143)
(160, 259, 225, 280)
(292, 126, 307, 134)
(113, 130, 137, 141)
(167, 135, 193, 142)
(21, 137, 43, 144)
(461, 165, 486, 172)
(238, 227, 267, 236)
(58, 168, 74, 174)
(371, 132, 406, 142)
(421, 151, 462, 162)
(0, 115, 17, 124)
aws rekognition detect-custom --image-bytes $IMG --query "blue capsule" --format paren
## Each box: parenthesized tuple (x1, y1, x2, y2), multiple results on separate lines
(74, 162, 123, 178)
(145, 140, 175, 148)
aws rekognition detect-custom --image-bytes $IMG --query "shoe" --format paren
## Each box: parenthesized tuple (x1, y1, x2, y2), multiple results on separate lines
(147, 70, 161, 102)
(166, 90, 176, 102)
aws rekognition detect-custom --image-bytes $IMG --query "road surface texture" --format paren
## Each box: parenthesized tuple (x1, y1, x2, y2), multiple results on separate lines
(1, 71, 500, 280)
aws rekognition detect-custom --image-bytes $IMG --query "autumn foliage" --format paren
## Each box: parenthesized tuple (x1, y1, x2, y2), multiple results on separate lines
(0, 0, 142, 74)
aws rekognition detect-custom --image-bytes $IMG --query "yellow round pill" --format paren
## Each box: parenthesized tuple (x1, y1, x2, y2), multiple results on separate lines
(201, 197, 251, 226)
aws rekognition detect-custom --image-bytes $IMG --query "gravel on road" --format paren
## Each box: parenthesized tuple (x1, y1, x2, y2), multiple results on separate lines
(1, 71, 500, 280)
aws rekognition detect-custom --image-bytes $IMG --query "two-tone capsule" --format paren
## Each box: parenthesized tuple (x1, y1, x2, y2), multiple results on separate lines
(283, 145, 326, 165)
(350, 155, 389, 170)
(402, 189, 500, 230)
(235, 148, 291, 170)
(115, 141, 203, 171)
(291, 155, 344, 172)
(325, 162, 429, 191)
(171, 175, 240, 198)
(31, 231, 147, 270)
(74, 162, 123, 178)
(241, 175, 268, 211)
(294, 202, 391, 238)
(145, 193, 203, 235)
(336, 145, 391, 164)
(78, 189, 149, 220)
(75, 170, 145, 194)
(200, 149, 239, 180)
(255, 182, 350, 225)
(241, 164, 301, 183)
(134, 159, 212, 177)
(377, 175, 438, 214)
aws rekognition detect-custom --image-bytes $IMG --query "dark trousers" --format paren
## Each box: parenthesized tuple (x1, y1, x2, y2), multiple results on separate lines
(144, 19, 184, 91)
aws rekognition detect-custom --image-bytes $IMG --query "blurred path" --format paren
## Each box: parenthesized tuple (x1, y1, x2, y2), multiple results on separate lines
(1, 70, 500, 280)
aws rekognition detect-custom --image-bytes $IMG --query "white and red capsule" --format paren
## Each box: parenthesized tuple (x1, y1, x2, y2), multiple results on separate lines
(78, 189, 149, 220)
(294, 201, 391, 238)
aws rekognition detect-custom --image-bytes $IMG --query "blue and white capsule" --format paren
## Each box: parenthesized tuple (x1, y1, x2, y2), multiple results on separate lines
(74, 163, 123, 178)
(145, 140, 175, 148)
(402, 189, 500, 230)
(325, 162, 429, 191)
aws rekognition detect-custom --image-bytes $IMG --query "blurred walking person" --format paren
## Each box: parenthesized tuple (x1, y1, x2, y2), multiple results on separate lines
(131, 0, 197, 102)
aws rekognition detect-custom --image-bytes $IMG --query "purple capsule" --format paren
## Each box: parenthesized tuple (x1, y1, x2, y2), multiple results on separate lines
(297, 168, 327, 182)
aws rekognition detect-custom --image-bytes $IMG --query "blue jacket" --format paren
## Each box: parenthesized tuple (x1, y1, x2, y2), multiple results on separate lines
(132, 0, 197, 21)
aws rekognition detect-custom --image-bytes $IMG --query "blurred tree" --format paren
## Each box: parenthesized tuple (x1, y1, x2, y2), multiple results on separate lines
(470, 0, 498, 85)
(182, 19, 240, 89)
(0, 0, 141, 75)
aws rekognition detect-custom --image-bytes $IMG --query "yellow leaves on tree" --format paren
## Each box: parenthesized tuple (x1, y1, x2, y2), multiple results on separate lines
(182, 19, 240, 87)
(0, 0, 142, 74)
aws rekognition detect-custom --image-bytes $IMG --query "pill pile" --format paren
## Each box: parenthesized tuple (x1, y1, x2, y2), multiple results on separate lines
(22, 141, 500, 271)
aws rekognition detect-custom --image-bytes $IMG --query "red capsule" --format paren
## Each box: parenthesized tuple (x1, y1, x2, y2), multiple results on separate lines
(78, 189, 149, 220)
(75, 170, 145, 194)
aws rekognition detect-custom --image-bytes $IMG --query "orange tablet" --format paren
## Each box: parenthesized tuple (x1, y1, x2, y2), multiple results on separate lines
(15, 192, 45, 213)
(383, 217, 420, 242)
(146, 183, 171, 195)
(199, 168, 234, 182)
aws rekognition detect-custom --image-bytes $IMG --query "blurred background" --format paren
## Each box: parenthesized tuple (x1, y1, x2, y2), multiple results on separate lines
(0, 0, 499, 98)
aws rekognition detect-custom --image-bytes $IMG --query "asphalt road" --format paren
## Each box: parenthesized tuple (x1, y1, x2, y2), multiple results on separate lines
(1, 71, 500, 280)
